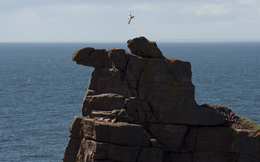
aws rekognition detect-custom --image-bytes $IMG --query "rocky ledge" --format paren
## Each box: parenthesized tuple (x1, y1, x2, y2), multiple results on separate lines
(63, 36, 260, 162)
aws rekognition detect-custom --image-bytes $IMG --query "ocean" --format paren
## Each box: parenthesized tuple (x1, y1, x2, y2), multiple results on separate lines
(0, 42, 259, 161)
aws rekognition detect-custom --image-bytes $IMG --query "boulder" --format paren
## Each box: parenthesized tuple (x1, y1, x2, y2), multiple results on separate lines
(77, 49, 108, 68)
(72, 47, 95, 61)
(127, 36, 163, 58)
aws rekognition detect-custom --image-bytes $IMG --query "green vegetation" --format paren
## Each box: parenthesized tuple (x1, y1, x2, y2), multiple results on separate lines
(240, 116, 260, 132)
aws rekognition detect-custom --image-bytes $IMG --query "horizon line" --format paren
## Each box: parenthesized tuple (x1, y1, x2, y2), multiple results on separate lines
(1, 38, 260, 43)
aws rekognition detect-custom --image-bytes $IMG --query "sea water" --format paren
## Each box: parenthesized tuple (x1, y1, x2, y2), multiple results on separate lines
(0, 42, 259, 161)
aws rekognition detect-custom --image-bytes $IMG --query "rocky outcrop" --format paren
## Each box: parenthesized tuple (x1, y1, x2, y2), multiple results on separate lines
(63, 36, 260, 162)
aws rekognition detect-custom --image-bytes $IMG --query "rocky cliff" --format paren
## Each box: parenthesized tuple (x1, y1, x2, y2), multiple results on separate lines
(63, 37, 260, 162)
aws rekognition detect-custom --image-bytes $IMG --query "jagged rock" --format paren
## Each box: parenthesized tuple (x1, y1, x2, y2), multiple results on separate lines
(66, 116, 164, 162)
(127, 36, 163, 58)
(81, 90, 126, 116)
(69, 115, 85, 137)
(72, 47, 95, 61)
(74, 41, 224, 125)
(63, 116, 86, 162)
(76, 49, 109, 68)
(63, 138, 82, 162)
(63, 36, 260, 162)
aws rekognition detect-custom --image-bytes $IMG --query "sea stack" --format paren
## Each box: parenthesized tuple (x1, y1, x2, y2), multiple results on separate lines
(63, 36, 260, 162)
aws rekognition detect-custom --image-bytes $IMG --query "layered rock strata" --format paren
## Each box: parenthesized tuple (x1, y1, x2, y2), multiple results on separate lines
(63, 37, 260, 162)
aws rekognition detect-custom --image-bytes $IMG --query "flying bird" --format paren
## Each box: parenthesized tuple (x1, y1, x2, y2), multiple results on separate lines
(128, 11, 134, 25)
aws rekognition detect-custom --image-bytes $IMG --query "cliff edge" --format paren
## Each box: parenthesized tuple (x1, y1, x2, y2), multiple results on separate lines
(63, 36, 260, 162)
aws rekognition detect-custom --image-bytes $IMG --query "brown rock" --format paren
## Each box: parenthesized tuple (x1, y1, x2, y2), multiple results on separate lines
(72, 47, 95, 61)
(126, 53, 148, 81)
(69, 115, 86, 137)
(127, 36, 163, 58)
(88, 68, 134, 97)
(77, 49, 108, 68)
(164, 152, 192, 162)
(196, 127, 260, 157)
(138, 82, 194, 101)
(124, 97, 157, 124)
(164, 57, 191, 72)
(90, 109, 134, 123)
(183, 126, 199, 151)
(133, 56, 224, 125)
(232, 129, 260, 156)
(81, 118, 151, 147)
(77, 139, 163, 162)
(138, 58, 171, 84)
(147, 98, 224, 125)
(136, 147, 164, 162)
(164, 57, 192, 87)
(193, 152, 238, 162)
(237, 154, 260, 162)
(108, 48, 128, 70)
(64, 36, 260, 162)
(196, 127, 234, 152)
(149, 124, 189, 151)
(77, 139, 139, 162)
(63, 138, 82, 162)
(81, 90, 126, 116)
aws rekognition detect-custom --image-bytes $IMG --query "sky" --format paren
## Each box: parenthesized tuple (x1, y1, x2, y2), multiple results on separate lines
(1, 0, 260, 42)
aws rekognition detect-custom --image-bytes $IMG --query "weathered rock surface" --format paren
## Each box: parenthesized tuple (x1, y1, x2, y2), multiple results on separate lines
(63, 37, 260, 162)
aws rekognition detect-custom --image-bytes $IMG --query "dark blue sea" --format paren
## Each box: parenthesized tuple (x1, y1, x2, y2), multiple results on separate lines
(0, 42, 259, 161)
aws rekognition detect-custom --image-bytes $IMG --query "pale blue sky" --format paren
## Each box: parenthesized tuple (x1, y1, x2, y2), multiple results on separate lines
(1, 0, 260, 42)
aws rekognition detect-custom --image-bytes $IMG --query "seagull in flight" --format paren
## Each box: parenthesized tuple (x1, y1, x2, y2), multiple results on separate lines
(128, 11, 134, 25)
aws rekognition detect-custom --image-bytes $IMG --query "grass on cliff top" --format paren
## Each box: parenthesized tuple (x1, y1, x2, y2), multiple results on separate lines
(210, 104, 260, 132)
(239, 116, 260, 132)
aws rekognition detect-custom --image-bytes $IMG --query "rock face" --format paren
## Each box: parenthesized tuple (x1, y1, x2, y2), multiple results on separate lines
(63, 36, 260, 162)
